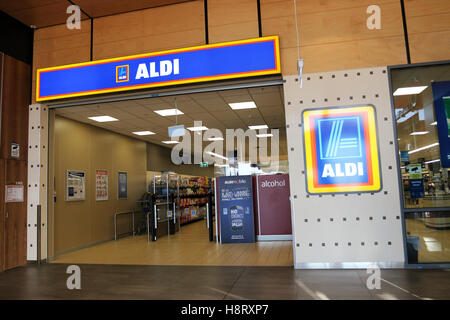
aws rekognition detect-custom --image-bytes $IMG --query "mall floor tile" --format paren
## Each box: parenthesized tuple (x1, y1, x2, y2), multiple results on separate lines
(0, 264, 449, 300)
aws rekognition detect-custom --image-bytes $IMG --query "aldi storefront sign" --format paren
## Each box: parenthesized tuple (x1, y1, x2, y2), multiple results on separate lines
(36, 36, 281, 101)
(302, 105, 382, 194)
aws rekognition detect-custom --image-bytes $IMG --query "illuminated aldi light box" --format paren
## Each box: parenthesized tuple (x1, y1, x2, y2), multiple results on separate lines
(302, 105, 382, 194)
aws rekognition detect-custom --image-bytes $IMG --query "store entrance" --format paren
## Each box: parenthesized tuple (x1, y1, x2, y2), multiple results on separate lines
(48, 84, 293, 267)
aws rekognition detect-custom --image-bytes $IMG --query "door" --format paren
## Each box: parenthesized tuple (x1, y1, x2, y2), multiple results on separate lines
(2, 159, 27, 270)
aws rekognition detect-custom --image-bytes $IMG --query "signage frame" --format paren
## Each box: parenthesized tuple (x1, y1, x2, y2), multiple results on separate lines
(36, 36, 281, 102)
(302, 104, 383, 195)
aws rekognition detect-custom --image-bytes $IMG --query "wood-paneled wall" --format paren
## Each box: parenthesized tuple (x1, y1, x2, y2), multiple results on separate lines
(92, 1, 205, 60)
(207, 0, 259, 43)
(31, 0, 450, 86)
(0, 54, 30, 271)
(52, 116, 147, 255)
(405, 0, 450, 63)
(31, 20, 91, 103)
(261, 0, 408, 74)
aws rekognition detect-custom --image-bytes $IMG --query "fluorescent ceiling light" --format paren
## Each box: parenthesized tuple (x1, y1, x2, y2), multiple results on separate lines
(214, 164, 228, 167)
(393, 86, 428, 96)
(425, 159, 440, 164)
(207, 137, 224, 141)
(187, 126, 208, 132)
(410, 131, 429, 136)
(408, 142, 439, 154)
(256, 133, 273, 138)
(132, 131, 155, 136)
(88, 116, 118, 122)
(207, 151, 228, 161)
(430, 121, 437, 126)
(154, 109, 184, 116)
(249, 124, 268, 130)
(228, 101, 257, 110)
(162, 140, 180, 144)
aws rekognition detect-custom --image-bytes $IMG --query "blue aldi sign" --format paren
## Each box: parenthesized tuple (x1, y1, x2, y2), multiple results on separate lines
(302, 105, 382, 194)
(36, 36, 281, 101)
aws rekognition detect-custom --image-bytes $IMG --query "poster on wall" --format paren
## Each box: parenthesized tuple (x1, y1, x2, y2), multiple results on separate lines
(95, 170, 109, 201)
(66, 170, 86, 201)
(431, 81, 450, 168)
(5, 184, 24, 203)
(302, 105, 382, 194)
(118, 171, 128, 200)
(217, 175, 255, 244)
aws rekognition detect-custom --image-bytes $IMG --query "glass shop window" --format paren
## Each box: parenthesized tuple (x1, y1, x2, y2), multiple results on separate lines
(391, 62, 450, 264)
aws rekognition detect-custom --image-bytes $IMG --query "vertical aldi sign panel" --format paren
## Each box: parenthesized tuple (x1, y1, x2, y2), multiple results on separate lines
(36, 36, 281, 101)
(302, 105, 382, 194)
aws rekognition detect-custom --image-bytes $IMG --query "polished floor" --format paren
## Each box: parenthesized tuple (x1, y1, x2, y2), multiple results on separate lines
(0, 263, 449, 300)
(52, 220, 294, 266)
(406, 219, 450, 263)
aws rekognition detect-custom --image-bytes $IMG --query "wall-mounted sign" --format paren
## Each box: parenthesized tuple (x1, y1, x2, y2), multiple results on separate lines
(167, 210, 173, 218)
(217, 175, 255, 244)
(36, 36, 281, 101)
(302, 105, 382, 194)
(5, 184, 24, 203)
(431, 81, 450, 168)
(118, 171, 128, 200)
(66, 171, 85, 201)
(95, 170, 108, 201)
(11, 142, 19, 158)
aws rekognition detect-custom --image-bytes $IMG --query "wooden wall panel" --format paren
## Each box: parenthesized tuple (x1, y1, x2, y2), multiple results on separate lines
(3, 160, 27, 270)
(53, 116, 147, 254)
(405, 0, 450, 63)
(261, 0, 407, 74)
(208, 0, 258, 43)
(32, 20, 91, 103)
(1, 55, 31, 161)
(0, 159, 4, 272)
(93, 1, 205, 60)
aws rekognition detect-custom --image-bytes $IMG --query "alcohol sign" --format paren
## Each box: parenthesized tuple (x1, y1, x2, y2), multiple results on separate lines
(302, 105, 382, 194)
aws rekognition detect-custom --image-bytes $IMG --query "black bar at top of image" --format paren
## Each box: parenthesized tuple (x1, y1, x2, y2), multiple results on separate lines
(257, 0, 262, 37)
(204, 0, 209, 44)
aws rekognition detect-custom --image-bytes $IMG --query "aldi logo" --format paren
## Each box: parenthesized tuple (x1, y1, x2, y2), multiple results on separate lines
(302, 105, 381, 194)
(116, 65, 129, 82)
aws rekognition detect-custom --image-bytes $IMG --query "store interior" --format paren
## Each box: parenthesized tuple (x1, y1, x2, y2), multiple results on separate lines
(47, 84, 294, 266)
(392, 63, 450, 264)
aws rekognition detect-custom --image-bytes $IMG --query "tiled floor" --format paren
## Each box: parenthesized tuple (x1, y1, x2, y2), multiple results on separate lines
(0, 263, 449, 300)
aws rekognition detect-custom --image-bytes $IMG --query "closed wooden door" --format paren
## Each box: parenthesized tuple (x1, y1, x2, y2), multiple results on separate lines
(2, 160, 27, 270)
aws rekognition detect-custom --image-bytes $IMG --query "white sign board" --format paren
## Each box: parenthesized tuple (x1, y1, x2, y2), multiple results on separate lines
(66, 170, 86, 201)
(96, 170, 108, 201)
(5, 185, 24, 202)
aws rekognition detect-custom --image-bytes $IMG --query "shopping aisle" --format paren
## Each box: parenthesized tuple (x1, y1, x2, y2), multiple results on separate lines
(51, 220, 294, 267)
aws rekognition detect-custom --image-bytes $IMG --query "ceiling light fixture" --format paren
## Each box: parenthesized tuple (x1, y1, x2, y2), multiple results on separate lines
(154, 109, 184, 116)
(206, 151, 228, 161)
(228, 101, 257, 110)
(187, 126, 208, 132)
(162, 140, 180, 144)
(408, 142, 439, 154)
(88, 116, 118, 122)
(249, 124, 268, 130)
(256, 133, 273, 138)
(425, 159, 440, 164)
(132, 131, 155, 136)
(430, 121, 437, 126)
(410, 131, 429, 136)
(393, 86, 428, 96)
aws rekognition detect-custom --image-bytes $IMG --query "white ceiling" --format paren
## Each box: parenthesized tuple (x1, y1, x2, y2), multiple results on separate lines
(55, 85, 287, 155)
